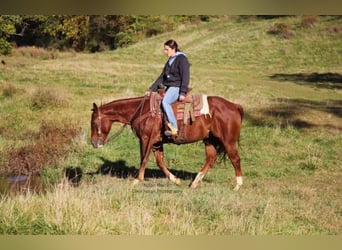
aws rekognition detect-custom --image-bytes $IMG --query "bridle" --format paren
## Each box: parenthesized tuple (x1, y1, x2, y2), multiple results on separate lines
(95, 95, 148, 144)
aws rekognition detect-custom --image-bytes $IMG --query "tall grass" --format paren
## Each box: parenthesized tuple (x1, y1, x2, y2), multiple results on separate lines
(0, 173, 340, 235)
(0, 16, 341, 235)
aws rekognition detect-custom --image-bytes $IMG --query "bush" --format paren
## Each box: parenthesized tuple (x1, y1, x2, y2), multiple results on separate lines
(300, 15, 318, 29)
(31, 88, 68, 110)
(114, 31, 134, 48)
(86, 39, 109, 53)
(14, 46, 58, 59)
(3, 121, 82, 175)
(268, 22, 295, 39)
(2, 83, 18, 98)
(199, 15, 211, 22)
(0, 38, 12, 55)
(328, 24, 342, 34)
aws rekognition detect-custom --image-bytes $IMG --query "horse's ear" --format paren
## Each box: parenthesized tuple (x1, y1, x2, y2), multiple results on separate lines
(92, 103, 98, 112)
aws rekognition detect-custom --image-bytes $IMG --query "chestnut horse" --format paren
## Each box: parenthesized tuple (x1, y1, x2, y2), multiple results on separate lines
(90, 95, 244, 190)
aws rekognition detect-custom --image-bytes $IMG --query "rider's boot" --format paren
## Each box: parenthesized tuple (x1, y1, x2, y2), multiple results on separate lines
(165, 123, 178, 136)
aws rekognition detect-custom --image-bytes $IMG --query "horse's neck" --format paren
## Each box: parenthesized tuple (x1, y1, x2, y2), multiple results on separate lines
(101, 97, 144, 124)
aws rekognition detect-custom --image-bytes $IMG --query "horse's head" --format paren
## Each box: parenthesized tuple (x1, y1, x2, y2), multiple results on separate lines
(90, 103, 112, 148)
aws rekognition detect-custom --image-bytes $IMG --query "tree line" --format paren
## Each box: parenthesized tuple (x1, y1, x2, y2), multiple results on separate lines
(0, 15, 211, 55)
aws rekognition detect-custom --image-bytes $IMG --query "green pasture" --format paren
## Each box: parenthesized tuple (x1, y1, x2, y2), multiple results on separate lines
(0, 16, 341, 235)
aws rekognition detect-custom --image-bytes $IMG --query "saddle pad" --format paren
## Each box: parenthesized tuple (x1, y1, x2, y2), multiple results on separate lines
(176, 94, 210, 120)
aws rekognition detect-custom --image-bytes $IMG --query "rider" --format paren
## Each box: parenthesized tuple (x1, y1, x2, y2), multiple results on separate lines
(145, 39, 190, 136)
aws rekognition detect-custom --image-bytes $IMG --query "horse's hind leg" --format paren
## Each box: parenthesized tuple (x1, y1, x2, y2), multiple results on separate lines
(226, 142, 243, 191)
(190, 139, 217, 188)
(153, 143, 181, 185)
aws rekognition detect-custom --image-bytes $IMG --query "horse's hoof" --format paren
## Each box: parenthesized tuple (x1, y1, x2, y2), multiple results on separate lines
(189, 182, 199, 189)
(174, 178, 181, 185)
(132, 179, 140, 186)
(169, 174, 181, 185)
(234, 184, 242, 191)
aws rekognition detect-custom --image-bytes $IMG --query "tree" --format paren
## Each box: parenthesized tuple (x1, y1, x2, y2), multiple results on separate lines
(59, 15, 90, 51)
(0, 15, 21, 55)
(2, 15, 213, 54)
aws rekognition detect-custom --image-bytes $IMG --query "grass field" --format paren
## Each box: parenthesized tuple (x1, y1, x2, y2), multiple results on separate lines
(0, 16, 341, 235)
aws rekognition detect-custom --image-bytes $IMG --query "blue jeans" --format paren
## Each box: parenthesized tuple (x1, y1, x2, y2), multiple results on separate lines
(162, 87, 179, 130)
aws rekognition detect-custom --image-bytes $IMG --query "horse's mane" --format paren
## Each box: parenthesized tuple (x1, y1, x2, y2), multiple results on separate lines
(100, 96, 145, 109)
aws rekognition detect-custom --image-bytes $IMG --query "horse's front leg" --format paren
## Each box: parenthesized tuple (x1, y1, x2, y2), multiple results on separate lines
(153, 143, 181, 185)
(132, 116, 163, 185)
(132, 137, 153, 185)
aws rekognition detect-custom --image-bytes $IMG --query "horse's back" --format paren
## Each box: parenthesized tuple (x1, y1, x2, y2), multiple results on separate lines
(208, 96, 243, 119)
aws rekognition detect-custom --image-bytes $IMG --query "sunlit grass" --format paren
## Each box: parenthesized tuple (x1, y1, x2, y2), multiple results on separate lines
(0, 173, 340, 235)
(0, 16, 341, 235)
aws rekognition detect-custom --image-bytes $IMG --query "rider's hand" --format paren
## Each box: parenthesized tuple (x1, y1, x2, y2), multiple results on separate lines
(179, 94, 186, 101)
(145, 91, 151, 96)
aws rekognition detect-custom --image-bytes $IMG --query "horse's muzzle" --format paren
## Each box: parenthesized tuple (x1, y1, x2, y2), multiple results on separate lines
(91, 138, 104, 148)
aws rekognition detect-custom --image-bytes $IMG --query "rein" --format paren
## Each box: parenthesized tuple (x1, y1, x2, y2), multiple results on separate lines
(104, 123, 128, 144)
(103, 95, 148, 144)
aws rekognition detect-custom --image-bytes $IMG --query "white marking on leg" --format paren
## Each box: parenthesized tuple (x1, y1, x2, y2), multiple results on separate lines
(132, 179, 140, 186)
(169, 174, 177, 182)
(234, 176, 243, 191)
(169, 174, 181, 185)
(236, 176, 243, 186)
(190, 171, 205, 188)
(194, 172, 205, 183)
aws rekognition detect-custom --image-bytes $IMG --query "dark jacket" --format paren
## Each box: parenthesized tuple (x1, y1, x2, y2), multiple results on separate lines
(149, 54, 190, 96)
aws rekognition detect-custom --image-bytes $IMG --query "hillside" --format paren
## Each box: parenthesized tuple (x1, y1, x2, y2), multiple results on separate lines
(0, 16, 341, 235)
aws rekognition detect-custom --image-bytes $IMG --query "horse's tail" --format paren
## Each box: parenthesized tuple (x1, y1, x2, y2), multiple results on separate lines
(208, 135, 227, 162)
(236, 104, 244, 123)
(216, 141, 227, 162)
(213, 102, 244, 162)
(236, 103, 244, 148)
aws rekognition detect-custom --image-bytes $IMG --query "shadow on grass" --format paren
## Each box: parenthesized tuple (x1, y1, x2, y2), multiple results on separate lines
(244, 98, 342, 130)
(84, 157, 197, 181)
(254, 72, 342, 130)
(270, 72, 342, 90)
